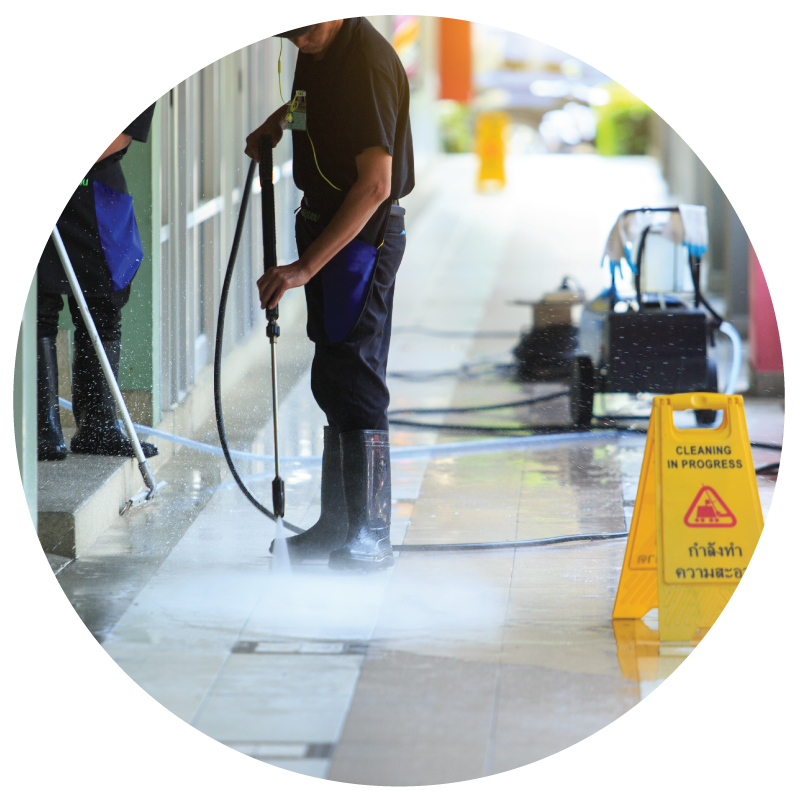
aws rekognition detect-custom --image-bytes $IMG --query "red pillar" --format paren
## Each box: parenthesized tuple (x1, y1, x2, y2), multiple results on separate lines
(748, 243, 783, 395)
(439, 18, 472, 102)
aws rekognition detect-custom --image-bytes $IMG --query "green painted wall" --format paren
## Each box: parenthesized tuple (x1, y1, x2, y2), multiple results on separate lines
(120, 101, 162, 424)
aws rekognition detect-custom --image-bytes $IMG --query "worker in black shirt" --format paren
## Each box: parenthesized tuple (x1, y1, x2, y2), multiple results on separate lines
(245, 18, 414, 570)
(37, 105, 159, 461)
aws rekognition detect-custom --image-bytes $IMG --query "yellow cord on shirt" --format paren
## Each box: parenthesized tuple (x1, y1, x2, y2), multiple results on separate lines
(278, 40, 341, 192)
(306, 128, 341, 191)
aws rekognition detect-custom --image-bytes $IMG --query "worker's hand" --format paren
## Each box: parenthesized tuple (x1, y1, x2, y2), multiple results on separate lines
(245, 106, 288, 159)
(257, 260, 311, 310)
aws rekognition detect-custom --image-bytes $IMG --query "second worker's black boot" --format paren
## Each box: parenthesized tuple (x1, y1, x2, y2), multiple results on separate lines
(70, 334, 159, 458)
(271, 426, 348, 562)
(37, 336, 68, 461)
(329, 430, 394, 571)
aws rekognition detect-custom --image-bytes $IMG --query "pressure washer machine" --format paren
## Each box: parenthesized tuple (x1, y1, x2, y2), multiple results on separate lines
(569, 205, 727, 428)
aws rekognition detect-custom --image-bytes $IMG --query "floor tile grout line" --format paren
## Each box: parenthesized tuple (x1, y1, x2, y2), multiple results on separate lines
(483, 466, 523, 778)
(329, 445, 435, 770)
(481, 659, 503, 779)
(188, 559, 283, 728)
(483, 561, 515, 777)
(333, 302, 505, 776)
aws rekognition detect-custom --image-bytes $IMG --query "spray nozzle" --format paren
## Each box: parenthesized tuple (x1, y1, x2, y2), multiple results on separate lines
(272, 476, 285, 518)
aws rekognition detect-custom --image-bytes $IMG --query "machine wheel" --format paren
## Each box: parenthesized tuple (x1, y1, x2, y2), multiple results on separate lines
(570, 356, 595, 429)
(695, 360, 719, 426)
(695, 408, 717, 426)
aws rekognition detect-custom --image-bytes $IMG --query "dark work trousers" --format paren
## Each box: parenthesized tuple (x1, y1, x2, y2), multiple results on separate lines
(296, 208, 407, 433)
(37, 283, 131, 341)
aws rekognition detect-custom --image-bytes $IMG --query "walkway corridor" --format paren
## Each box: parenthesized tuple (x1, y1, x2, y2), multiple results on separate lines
(53, 154, 781, 785)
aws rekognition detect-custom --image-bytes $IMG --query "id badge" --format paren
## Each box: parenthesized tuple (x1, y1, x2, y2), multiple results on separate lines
(286, 90, 307, 131)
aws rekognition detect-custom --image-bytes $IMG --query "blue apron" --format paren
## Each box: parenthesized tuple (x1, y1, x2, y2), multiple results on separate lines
(316, 203, 392, 343)
(321, 237, 383, 342)
(38, 157, 143, 295)
(93, 179, 143, 291)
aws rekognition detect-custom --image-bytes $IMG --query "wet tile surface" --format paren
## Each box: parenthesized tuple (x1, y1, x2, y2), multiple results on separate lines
(51, 155, 784, 785)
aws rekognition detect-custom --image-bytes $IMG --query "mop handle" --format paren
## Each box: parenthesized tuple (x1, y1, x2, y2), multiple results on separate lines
(51, 225, 157, 496)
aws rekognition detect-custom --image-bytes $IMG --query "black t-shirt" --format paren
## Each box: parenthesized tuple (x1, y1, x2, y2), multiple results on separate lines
(92, 102, 158, 172)
(95, 102, 157, 167)
(291, 17, 414, 239)
(124, 103, 157, 143)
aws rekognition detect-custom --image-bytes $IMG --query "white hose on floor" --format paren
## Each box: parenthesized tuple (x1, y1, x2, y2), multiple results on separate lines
(58, 397, 639, 468)
(712, 321, 744, 426)
(719, 321, 743, 396)
(59, 327, 740, 468)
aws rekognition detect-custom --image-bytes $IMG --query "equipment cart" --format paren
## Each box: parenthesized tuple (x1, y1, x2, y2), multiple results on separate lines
(570, 205, 733, 427)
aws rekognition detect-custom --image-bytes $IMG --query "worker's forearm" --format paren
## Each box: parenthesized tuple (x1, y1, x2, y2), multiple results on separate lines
(96, 133, 132, 163)
(299, 182, 389, 277)
(245, 105, 289, 158)
(271, 104, 289, 123)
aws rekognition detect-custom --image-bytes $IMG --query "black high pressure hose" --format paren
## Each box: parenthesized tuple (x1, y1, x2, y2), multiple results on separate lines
(213, 158, 304, 534)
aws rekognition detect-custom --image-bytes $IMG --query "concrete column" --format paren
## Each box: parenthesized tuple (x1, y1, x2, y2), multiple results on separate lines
(723, 203, 750, 334)
(652, 117, 749, 329)
(409, 16, 442, 172)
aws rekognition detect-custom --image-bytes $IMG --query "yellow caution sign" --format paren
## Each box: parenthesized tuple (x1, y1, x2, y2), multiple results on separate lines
(613, 393, 764, 642)
(475, 111, 510, 192)
(612, 619, 660, 682)
(611, 425, 659, 620)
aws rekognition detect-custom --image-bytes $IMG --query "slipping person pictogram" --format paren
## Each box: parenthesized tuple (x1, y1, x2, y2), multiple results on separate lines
(683, 486, 737, 527)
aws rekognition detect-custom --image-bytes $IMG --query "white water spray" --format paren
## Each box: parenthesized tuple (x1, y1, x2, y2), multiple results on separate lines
(271, 517, 292, 574)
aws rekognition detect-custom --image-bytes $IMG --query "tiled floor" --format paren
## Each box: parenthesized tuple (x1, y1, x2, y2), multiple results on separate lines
(53, 154, 782, 786)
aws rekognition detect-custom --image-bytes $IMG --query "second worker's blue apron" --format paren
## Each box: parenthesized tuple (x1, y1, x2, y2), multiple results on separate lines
(38, 156, 144, 296)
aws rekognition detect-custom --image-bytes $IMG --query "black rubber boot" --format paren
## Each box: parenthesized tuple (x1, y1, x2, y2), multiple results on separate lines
(329, 430, 394, 571)
(37, 336, 68, 461)
(271, 426, 348, 562)
(70, 334, 158, 458)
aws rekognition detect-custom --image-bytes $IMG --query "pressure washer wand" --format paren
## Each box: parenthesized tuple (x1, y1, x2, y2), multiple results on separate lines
(259, 136, 285, 518)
